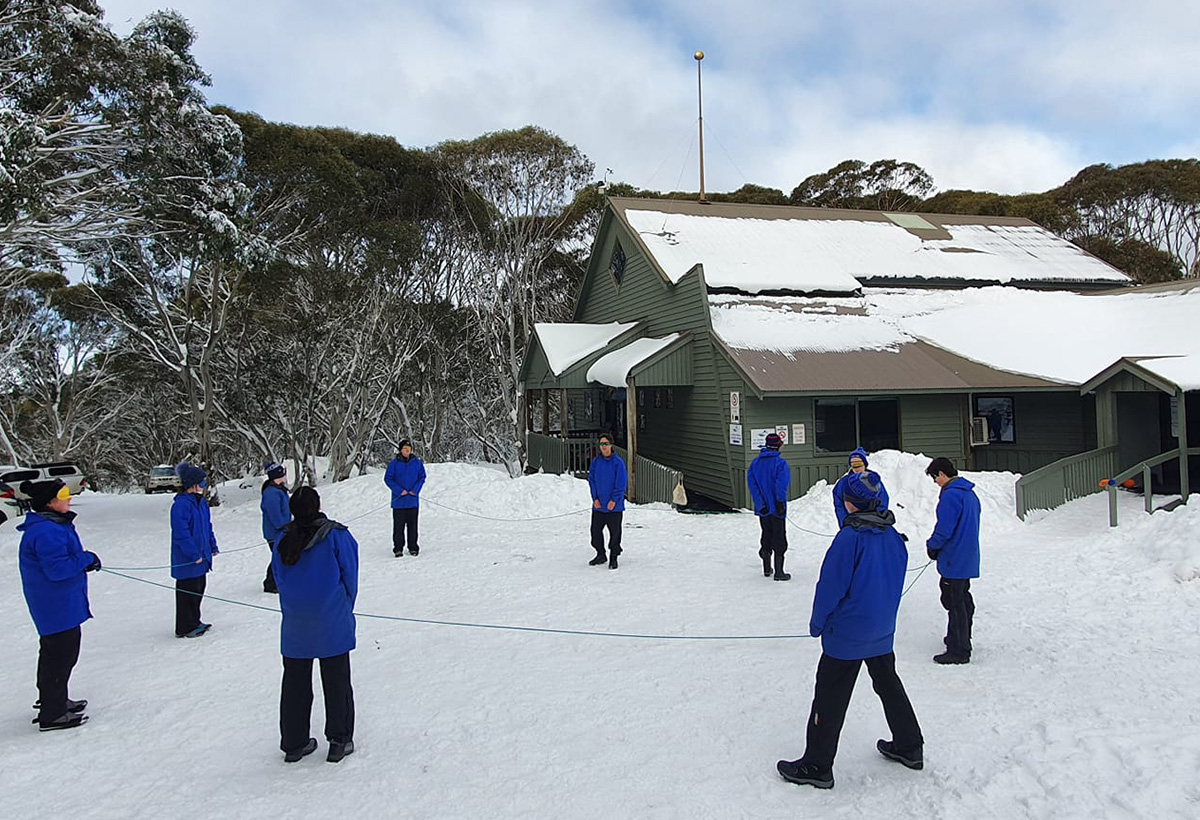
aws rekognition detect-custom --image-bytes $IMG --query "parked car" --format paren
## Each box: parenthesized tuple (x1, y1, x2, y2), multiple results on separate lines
(0, 481, 22, 526)
(0, 462, 88, 502)
(30, 462, 88, 495)
(145, 464, 179, 494)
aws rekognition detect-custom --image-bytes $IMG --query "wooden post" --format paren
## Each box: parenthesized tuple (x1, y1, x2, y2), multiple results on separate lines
(560, 389, 569, 437)
(541, 389, 550, 435)
(1178, 389, 1189, 503)
(625, 378, 638, 501)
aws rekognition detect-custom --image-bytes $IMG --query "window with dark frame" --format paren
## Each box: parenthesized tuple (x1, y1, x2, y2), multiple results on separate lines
(975, 395, 1016, 443)
(609, 240, 626, 287)
(814, 397, 900, 454)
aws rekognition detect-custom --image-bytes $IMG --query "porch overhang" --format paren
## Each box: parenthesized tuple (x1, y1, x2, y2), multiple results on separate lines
(1078, 357, 1183, 396)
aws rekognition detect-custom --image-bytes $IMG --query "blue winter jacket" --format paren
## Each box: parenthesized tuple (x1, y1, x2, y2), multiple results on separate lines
(272, 520, 358, 659)
(260, 483, 291, 545)
(747, 447, 790, 518)
(588, 452, 628, 513)
(927, 477, 982, 579)
(832, 451, 891, 525)
(18, 511, 96, 636)
(384, 455, 426, 509)
(170, 492, 218, 580)
(809, 510, 909, 660)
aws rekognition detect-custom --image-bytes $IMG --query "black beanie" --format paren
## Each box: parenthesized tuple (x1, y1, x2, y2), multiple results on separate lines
(398, 439, 412, 452)
(21, 479, 66, 511)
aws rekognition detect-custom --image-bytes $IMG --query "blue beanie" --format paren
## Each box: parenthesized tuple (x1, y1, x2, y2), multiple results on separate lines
(843, 470, 883, 510)
(848, 447, 869, 469)
(176, 462, 206, 490)
(264, 461, 286, 480)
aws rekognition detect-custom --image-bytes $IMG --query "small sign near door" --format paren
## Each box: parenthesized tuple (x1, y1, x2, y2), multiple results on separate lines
(793, 423, 806, 445)
(730, 424, 743, 445)
(730, 391, 741, 423)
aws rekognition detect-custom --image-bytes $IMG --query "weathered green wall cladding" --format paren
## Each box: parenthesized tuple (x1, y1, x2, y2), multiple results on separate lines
(576, 220, 734, 505)
(971, 392, 1091, 474)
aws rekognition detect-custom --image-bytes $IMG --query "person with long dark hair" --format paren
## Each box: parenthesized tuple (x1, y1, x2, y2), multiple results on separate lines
(271, 486, 359, 764)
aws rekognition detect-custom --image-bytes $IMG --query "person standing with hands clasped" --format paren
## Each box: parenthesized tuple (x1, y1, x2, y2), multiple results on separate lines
(18, 479, 102, 731)
(924, 457, 981, 665)
(171, 462, 218, 638)
(748, 431, 791, 581)
(260, 461, 290, 594)
(587, 433, 627, 569)
(384, 439, 426, 557)
(777, 470, 923, 789)
(272, 486, 358, 764)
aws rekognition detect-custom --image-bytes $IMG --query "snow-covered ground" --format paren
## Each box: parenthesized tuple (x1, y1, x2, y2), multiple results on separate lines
(3, 453, 1199, 819)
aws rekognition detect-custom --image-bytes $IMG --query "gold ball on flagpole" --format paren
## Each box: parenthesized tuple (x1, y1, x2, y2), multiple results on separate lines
(694, 51, 704, 61)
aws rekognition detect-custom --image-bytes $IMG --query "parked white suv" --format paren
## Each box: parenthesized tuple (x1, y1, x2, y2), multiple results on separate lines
(145, 464, 178, 494)
(0, 462, 88, 503)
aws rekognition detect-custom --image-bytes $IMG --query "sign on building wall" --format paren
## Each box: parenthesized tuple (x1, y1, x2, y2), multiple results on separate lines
(730, 391, 741, 423)
(730, 424, 743, 445)
(793, 423, 806, 445)
(750, 428, 774, 448)
(775, 425, 789, 445)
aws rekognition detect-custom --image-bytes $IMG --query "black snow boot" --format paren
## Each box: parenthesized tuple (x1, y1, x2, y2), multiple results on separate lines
(877, 739, 924, 770)
(327, 740, 355, 763)
(773, 552, 791, 581)
(759, 547, 772, 577)
(283, 737, 318, 763)
(776, 758, 833, 789)
(38, 712, 88, 732)
(588, 551, 607, 566)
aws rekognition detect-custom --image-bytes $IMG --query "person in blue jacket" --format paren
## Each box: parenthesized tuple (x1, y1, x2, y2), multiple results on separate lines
(384, 439, 426, 557)
(260, 461, 290, 594)
(171, 462, 219, 638)
(777, 470, 923, 790)
(831, 447, 891, 527)
(587, 432, 627, 569)
(747, 432, 791, 581)
(18, 479, 102, 731)
(272, 486, 358, 764)
(925, 457, 982, 665)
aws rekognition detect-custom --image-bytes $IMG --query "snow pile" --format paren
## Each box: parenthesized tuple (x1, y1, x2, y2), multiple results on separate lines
(534, 322, 637, 375)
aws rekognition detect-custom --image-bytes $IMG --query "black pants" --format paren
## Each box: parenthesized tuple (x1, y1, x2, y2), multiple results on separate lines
(590, 511, 623, 557)
(37, 626, 82, 723)
(280, 653, 355, 752)
(939, 577, 975, 658)
(802, 652, 923, 771)
(758, 516, 788, 570)
(392, 508, 419, 553)
(264, 541, 277, 592)
(175, 575, 207, 636)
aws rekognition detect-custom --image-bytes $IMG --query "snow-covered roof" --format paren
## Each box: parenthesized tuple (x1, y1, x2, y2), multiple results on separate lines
(586, 335, 682, 388)
(616, 199, 1129, 294)
(534, 321, 637, 375)
(709, 287, 1200, 390)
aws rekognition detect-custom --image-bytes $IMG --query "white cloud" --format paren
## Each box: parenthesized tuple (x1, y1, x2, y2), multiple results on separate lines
(96, 0, 1200, 198)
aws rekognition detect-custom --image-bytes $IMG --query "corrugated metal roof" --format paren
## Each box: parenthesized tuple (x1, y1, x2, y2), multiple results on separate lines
(720, 338, 1066, 395)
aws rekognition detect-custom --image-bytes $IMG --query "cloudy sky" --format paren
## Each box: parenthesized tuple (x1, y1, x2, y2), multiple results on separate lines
(97, 0, 1199, 197)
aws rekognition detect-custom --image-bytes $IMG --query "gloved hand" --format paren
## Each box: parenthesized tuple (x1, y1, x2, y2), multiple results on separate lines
(758, 507, 768, 516)
(85, 552, 102, 572)
(899, 532, 909, 542)
(775, 502, 786, 517)
(926, 547, 939, 561)
(211, 546, 220, 556)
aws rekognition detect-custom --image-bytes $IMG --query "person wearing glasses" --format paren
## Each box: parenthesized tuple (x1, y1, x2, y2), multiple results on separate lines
(18, 479, 102, 731)
(587, 433, 628, 569)
(924, 457, 981, 665)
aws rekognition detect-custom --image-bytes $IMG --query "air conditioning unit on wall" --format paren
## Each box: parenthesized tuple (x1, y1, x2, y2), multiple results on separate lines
(969, 417, 990, 446)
